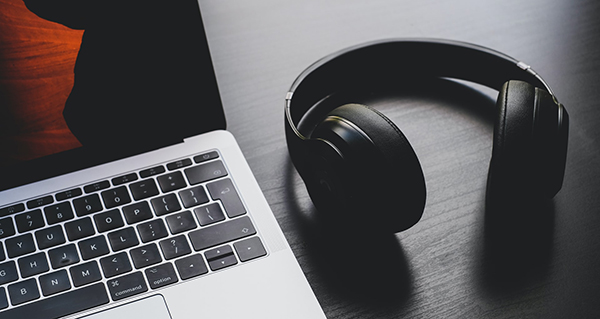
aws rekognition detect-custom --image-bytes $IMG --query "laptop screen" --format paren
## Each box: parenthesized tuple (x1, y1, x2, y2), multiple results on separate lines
(0, 0, 225, 191)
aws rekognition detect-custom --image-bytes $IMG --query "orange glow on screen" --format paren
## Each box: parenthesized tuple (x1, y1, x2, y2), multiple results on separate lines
(0, 0, 83, 167)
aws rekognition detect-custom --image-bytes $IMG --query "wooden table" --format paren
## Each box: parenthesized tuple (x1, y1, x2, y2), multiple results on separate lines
(198, 0, 600, 317)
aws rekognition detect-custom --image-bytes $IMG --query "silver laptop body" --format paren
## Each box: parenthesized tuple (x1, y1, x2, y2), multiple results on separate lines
(0, 131, 326, 318)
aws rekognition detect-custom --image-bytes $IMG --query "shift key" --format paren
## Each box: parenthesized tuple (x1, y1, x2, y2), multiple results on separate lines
(189, 216, 256, 251)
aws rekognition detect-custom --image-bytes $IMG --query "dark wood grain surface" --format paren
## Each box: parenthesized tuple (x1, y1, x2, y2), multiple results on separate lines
(198, 0, 600, 318)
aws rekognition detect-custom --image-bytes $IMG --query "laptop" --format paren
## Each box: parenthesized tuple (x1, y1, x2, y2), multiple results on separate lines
(0, 0, 326, 318)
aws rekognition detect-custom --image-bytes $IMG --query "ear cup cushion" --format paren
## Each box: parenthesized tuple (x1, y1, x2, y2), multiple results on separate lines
(531, 86, 566, 197)
(326, 103, 426, 230)
(489, 80, 536, 199)
(328, 104, 409, 159)
(490, 79, 568, 201)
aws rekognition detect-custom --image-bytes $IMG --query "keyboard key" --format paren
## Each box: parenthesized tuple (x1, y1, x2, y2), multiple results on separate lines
(130, 243, 162, 269)
(65, 217, 95, 241)
(208, 254, 237, 271)
(189, 216, 256, 251)
(100, 252, 132, 278)
(0, 283, 108, 318)
(204, 244, 234, 261)
(0, 203, 25, 217)
(165, 211, 197, 234)
(101, 186, 132, 209)
(112, 173, 138, 186)
(193, 203, 225, 226)
(234, 237, 267, 262)
(130, 179, 159, 200)
(178, 185, 209, 208)
(207, 178, 246, 218)
(0, 217, 16, 239)
(26, 195, 54, 209)
(123, 201, 153, 224)
(5, 233, 36, 258)
(108, 227, 139, 251)
(48, 244, 80, 269)
(0, 245, 4, 262)
(107, 272, 147, 301)
(44, 202, 75, 225)
(151, 194, 181, 216)
(84, 180, 110, 193)
(159, 235, 191, 260)
(140, 165, 165, 178)
(39, 270, 71, 296)
(167, 158, 192, 170)
(94, 209, 125, 232)
(78, 235, 110, 260)
(145, 263, 178, 289)
(35, 225, 66, 249)
(15, 209, 45, 233)
(137, 219, 169, 243)
(157, 171, 187, 193)
(70, 261, 102, 287)
(8, 278, 39, 305)
(55, 188, 82, 201)
(184, 160, 228, 185)
(193, 151, 219, 163)
(0, 287, 7, 309)
(0, 261, 19, 285)
(18, 252, 49, 278)
(73, 194, 103, 216)
(175, 254, 208, 280)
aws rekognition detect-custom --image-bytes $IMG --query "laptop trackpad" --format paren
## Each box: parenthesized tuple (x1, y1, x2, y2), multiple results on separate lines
(82, 295, 171, 319)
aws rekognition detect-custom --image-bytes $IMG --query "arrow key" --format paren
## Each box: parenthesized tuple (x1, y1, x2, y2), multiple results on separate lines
(207, 254, 237, 271)
(234, 237, 267, 262)
(175, 254, 208, 280)
(204, 244, 233, 262)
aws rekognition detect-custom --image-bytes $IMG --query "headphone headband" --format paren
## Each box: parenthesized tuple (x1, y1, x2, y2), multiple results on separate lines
(285, 38, 557, 141)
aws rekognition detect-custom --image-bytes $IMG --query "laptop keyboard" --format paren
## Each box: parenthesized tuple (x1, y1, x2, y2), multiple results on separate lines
(0, 150, 267, 317)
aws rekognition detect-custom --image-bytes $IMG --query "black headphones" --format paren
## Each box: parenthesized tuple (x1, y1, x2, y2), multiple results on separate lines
(284, 39, 569, 234)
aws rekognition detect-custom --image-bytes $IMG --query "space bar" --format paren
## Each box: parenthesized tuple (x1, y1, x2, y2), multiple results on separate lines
(2, 283, 109, 319)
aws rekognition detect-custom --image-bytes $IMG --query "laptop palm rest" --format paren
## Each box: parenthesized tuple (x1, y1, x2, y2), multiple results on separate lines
(82, 295, 171, 319)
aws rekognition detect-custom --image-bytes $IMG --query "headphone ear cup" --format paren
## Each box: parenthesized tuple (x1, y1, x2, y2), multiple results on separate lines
(488, 80, 568, 202)
(311, 103, 426, 232)
(489, 80, 535, 201)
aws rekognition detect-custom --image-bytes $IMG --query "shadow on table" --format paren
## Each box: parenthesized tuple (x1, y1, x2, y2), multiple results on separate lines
(282, 157, 414, 311)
